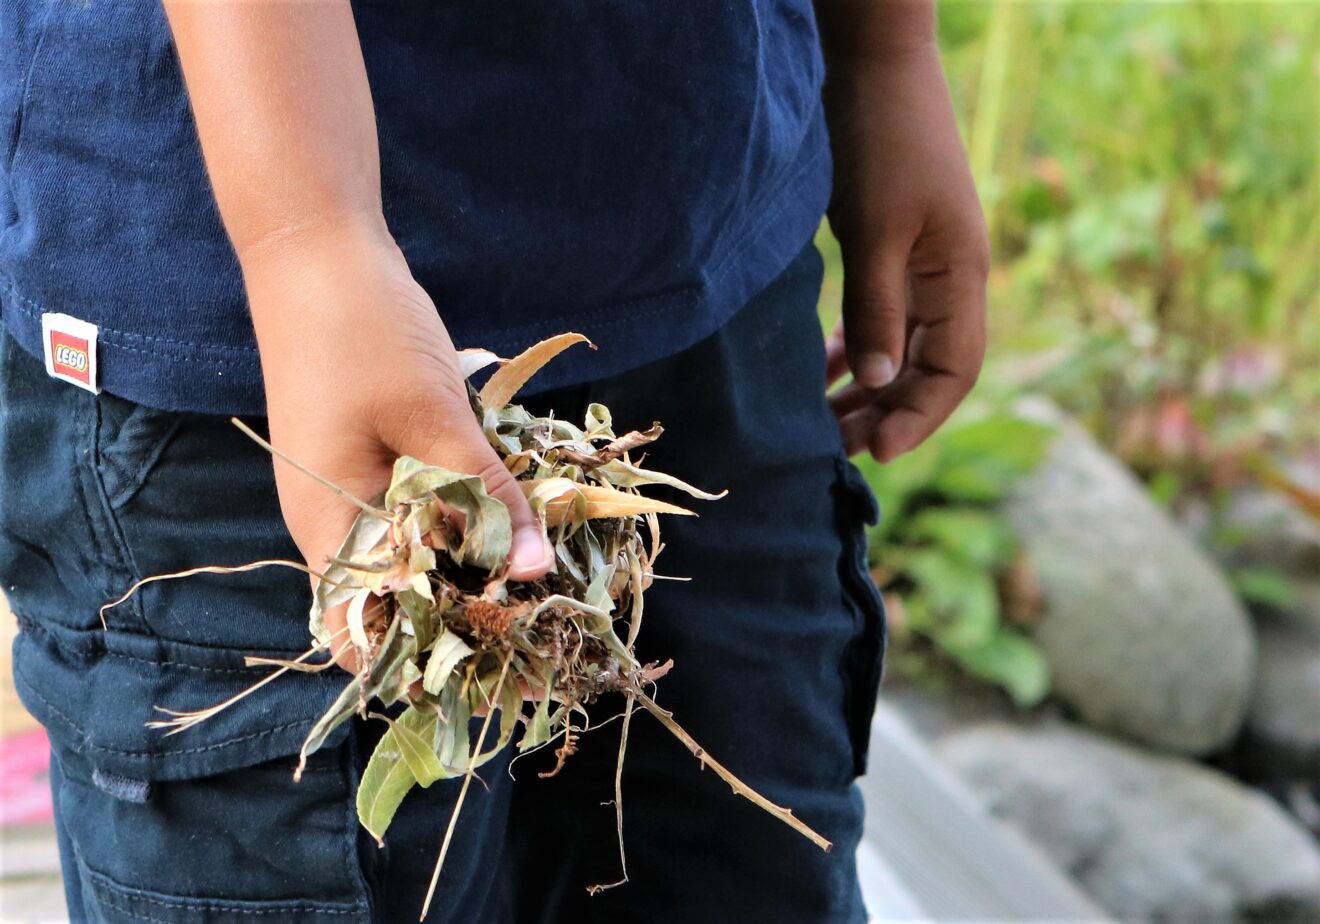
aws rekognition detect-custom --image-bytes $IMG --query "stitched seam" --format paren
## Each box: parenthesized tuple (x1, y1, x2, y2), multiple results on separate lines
(1, 277, 261, 355)
(72, 399, 144, 633)
(20, 618, 318, 669)
(340, 726, 374, 916)
(85, 865, 366, 918)
(89, 397, 154, 632)
(15, 665, 318, 756)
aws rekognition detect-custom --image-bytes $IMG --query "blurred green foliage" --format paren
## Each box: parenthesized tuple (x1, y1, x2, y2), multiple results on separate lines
(854, 409, 1053, 706)
(820, 2, 1320, 702)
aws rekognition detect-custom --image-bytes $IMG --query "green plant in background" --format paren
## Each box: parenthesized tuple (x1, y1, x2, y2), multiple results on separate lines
(816, 1, 1320, 706)
(943, 1, 1320, 493)
(853, 410, 1055, 708)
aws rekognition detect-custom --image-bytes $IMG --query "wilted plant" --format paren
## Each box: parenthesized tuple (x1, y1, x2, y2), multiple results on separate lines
(103, 333, 829, 919)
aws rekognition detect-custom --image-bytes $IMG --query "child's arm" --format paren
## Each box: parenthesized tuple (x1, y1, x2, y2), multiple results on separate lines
(814, 0, 989, 461)
(163, 1, 554, 666)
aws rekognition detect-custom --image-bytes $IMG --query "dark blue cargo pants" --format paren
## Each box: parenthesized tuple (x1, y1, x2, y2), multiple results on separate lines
(0, 244, 886, 923)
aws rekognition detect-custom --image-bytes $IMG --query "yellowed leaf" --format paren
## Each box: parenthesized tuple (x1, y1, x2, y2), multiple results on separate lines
(521, 478, 694, 526)
(479, 333, 592, 411)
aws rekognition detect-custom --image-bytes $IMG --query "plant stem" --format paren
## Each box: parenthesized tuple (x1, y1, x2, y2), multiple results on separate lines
(419, 652, 512, 921)
(633, 691, 833, 853)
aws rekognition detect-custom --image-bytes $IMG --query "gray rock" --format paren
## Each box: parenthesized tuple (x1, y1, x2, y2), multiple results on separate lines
(1239, 617, 1320, 776)
(939, 721, 1320, 923)
(1003, 409, 1255, 754)
(879, 673, 1023, 740)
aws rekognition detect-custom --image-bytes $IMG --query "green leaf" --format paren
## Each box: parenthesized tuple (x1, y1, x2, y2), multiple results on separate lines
(385, 706, 447, 787)
(385, 457, 512, 573)
(436, 674, 475, 774)
(904, 508, 1016, 569)
(584, 563, 617, 615)
(300, 674, 363, 767)
(904, 549, 1000, 648)
(356, 707, 445, 844)
(520, 682, 555, 752)
(944, 627, 1050, 708)
(396, 589, 435, 653)
(853, 447, 940, 543)
(930, 416, 1054, 502)
(1232, 566, 1298, 610)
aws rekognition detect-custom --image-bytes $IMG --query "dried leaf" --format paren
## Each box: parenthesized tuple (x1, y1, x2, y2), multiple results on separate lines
(310, 509, 390, 645)
(596, 459, 728, 501)
(457, 348, 505, 378)
(523, 478, 695, 525)
(345, 587, 374, 654)
(423, 630, 476, 695)
(478, 333, 592, 411)
(386, 457, 512, 573)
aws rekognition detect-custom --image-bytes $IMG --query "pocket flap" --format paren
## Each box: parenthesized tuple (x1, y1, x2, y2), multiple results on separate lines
(14, 617, 352, 782)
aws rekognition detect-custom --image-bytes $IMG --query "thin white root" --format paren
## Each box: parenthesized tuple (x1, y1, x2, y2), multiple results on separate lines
(99, 559, 346, 630)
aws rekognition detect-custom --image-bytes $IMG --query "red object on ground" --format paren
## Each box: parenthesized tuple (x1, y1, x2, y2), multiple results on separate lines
(0, 728, 54, 826)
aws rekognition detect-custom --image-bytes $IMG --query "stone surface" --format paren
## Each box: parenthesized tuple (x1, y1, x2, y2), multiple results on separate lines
(1003, 409, 1255, 754)
(939, 721, 1320, 923)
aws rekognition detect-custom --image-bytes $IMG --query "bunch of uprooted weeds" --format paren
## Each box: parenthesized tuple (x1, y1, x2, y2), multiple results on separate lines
(103, 333, 829, 918)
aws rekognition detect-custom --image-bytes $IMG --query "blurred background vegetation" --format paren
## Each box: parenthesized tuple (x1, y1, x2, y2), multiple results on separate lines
(818, 1, 1320, 703)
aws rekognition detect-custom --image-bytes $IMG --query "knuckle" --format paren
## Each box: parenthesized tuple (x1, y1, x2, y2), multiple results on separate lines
(845, 294, 906, 327)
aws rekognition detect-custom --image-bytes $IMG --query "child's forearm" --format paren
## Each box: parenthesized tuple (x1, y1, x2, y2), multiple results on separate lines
(162, 2, 555, 656)
(814, 0, 936, 64)
(162, 0, 385, 264)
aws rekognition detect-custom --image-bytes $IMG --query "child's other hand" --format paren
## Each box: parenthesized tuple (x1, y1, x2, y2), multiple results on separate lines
(242, 221, 555, 670)
(821, 41, 989, 463)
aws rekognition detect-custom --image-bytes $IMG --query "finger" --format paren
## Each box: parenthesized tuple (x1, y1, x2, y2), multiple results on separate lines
(827, 379, 876, 421)
(825, 320, 850, 388)
(396, 403, 555, 581)
(836, 403, 880, 458)
(842, 238, 912, 389)
(858, 324, 981, 462)
(320, 601, 360, 672)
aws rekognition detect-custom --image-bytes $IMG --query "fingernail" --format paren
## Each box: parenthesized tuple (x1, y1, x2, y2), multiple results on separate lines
(511, 527, 551, 571)
(857, 354, 896, 388)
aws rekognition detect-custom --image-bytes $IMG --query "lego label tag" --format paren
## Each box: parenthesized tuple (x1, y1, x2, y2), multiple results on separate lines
(41, 313, 100, 394)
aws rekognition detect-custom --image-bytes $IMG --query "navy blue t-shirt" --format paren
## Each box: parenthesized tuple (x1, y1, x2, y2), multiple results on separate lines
(0, 1, 831, 414)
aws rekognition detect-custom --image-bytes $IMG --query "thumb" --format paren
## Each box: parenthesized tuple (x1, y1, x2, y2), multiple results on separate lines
(396, 405, 555, 582)
(843, 240, 911, 389)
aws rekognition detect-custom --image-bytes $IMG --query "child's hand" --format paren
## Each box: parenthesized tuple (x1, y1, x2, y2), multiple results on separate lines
(243, 222, 555, 670)
(819, 34, 989, 462)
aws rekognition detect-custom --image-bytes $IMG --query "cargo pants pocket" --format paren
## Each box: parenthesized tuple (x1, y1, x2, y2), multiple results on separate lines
(833, 453, 888, 777)
(51, 737, 373, 923)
